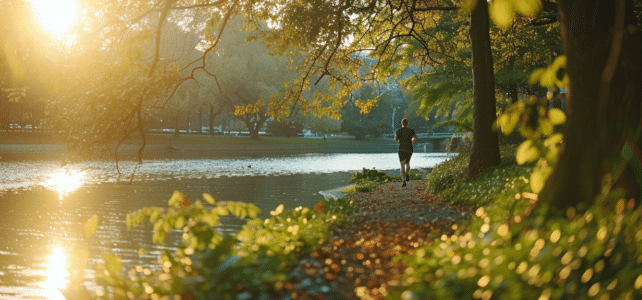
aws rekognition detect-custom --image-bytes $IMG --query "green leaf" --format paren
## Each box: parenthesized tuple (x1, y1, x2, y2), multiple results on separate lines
(512, 0, 542, 17)
(540, 68, 557, 88)
(539, 119, 554, 136)
(490, 0, 515, 29)
(528, 68, 545, 86)
(270, 204, 285, 216)
(544, 133, 563, 147)
(530, 170, 546, 193)
(103, 254, 122, 277)
(460, 0, 477, 13)
(202, 213, 219, 226)
(498, 111, 521, 136)
(516, 140, 539, 165)
(84, 214, 99, 237)
(203, 193, 216, 205)
(168, 190, 185, 208)
(175, 216, 185, 229)
(548, 108, 566, 125)
(551, 56, 568, 88)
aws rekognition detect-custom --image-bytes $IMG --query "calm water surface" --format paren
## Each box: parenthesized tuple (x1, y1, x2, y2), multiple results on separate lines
(0, 152, 455, 299)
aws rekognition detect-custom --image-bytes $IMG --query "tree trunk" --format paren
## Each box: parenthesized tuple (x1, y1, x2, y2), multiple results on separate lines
(466, 0, 501, 180)
(198, 106, 203, 133)
(244, 114, 267, 140)
(249, 128, 260, 140)
(209, 104, 215, 136)
(0, 92, 8, 130)
(539, 0, 642, 208)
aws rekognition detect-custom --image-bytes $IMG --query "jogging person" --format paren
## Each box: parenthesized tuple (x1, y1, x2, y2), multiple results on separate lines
(394, 118, 417, 187)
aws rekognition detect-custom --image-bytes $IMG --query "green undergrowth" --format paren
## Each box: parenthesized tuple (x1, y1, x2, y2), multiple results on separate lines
(348, 168, 422, 193)
(427, 144, 534, 206)
(90, 191, 360, 299)
(390, 148, 642, 300)
(388, 96, 642, 299)
(390, 190, 642, 300)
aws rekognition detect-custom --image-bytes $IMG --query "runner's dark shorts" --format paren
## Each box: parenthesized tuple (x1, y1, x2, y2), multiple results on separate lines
(398, 151, 413, 163)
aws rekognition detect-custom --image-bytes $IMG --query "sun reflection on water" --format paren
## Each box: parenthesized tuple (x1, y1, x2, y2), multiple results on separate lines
(39, 246, 69, 300)
(42, 170, 85, 200)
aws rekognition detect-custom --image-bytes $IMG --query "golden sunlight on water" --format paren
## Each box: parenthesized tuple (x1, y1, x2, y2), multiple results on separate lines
(42, 170, 85, 200)
(39, 246, 69, 300)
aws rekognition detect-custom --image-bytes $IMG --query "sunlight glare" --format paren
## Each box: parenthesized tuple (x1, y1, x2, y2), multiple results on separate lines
(29, 0, 78, 39)
(39, 246, 69, 299)
(43, 170, 85, 200)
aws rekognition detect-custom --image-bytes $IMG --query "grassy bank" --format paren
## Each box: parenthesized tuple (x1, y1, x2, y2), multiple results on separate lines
(0, 131, 389, 146)
(140, 134, 388, 146)
(388, 143, 642, 300)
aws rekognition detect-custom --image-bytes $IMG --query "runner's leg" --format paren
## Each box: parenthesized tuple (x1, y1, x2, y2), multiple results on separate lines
(405, 163, 410, 181)
(405, 153, 412, 181)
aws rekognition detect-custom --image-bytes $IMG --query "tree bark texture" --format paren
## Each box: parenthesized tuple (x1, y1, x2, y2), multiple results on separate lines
(539, 0, 642, 208)
(466, 0, 501, 180)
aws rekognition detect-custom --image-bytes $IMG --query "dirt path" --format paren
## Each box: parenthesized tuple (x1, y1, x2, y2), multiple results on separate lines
(286, 180, 474, 300)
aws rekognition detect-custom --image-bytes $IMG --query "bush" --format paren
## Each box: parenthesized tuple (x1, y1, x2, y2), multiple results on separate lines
(390, 193, 642, 300)
(349, 168, 422, 193)
(390, 100, 642, 300)
(427, 144, 532, 206)
(91, 192, 360, 299)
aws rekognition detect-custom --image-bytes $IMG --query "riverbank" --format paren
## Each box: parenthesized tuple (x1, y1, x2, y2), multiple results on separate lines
(0, 134, 400, 161)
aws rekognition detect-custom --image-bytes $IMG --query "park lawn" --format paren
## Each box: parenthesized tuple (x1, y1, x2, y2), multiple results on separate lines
(130, 133, 388, 146)
(0, 131, 63, 144)
(0, 131, 389, 146)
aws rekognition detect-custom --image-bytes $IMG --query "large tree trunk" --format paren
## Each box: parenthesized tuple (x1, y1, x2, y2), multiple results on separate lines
(209, 104, 215, 136)
(0, 92, 8, 130)
(209, 103, 224, 136)
(243, 114, 267, 140)
(466, 0, 501, 180)
(539, 0, 642, 208)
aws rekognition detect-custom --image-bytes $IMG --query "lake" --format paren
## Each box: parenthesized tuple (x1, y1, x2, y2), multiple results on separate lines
(0, 152, 455, 299)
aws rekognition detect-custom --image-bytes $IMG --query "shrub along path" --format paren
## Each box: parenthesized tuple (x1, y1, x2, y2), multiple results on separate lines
(286, 180, 474, 300)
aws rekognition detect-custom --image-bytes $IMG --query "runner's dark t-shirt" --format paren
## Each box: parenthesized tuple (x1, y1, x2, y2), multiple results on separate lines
(396, 127, 416, 153)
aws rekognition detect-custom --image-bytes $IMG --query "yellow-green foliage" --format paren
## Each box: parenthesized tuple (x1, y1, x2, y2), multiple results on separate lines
(390, 67, 642, 299)
(93, 193, 360, 299)
(350, 168, 422, 192)
(427, 145, 533, 206)
(391, 193, 642, 300)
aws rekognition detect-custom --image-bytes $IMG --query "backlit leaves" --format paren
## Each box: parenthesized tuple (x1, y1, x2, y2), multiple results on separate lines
(529, 55, 568, 90)
(548, 109, 566, 125)
(516, 140, 539, 165)
(84, 214, 99, 237)
(103, 254, 123, 278)
(97, 189, 358, 299)
(489, 0, 515, 29)
(234, 101, 264, 116)
(394, 177, 642, 299)
(487, 0, 543, 29)
(203, 193, 216, 205)
(354, 99, 377, 114)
